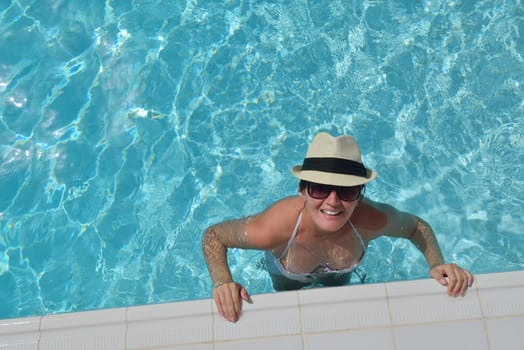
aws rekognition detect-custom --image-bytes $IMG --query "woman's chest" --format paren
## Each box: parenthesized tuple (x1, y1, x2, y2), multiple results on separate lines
(281, 229, 366, 274)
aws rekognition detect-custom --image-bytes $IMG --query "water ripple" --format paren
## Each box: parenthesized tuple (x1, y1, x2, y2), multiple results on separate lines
(0, 0, 523, 319)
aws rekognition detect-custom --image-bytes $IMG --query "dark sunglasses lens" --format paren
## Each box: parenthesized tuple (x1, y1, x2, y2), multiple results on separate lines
(308, 183, 362, 201)
(308, 183, 331, 199)
(338, 186, 361, 201)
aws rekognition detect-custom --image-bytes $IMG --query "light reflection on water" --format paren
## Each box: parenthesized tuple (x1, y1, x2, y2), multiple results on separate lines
(0, 0, 523, 319)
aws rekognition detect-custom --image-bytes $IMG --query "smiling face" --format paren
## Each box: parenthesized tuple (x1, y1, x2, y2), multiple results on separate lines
(300, 183, 361, 234)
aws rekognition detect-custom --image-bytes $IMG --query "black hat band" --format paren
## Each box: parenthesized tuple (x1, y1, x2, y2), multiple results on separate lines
(301, 157, 367, 178)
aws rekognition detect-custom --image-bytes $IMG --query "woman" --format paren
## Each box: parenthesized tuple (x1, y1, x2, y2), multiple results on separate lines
(202, 132, 474, 323)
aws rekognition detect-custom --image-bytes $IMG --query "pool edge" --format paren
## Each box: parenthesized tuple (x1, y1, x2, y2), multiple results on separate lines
(1, 270, 523, 349)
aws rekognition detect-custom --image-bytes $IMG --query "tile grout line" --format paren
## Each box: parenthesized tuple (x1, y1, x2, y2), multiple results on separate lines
(386, 317, 487, 329)
(384, 282, 398, 350)
(476, 282, 493, 350)
(37, 315, 43, 350)
(296, 290, 305, 350)
(210, 298, 217, 350)
(124, 307, 129, 350)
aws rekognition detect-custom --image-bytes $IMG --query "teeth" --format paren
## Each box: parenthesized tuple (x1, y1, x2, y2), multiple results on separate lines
(321, 210, 340, 216)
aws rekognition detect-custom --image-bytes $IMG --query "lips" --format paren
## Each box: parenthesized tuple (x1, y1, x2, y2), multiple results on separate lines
(321, 209, 342, 216)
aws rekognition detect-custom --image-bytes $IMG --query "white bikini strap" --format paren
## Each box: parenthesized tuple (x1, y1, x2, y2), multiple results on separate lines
(349, 220, 367, 252)
(277, 212, 303, 260)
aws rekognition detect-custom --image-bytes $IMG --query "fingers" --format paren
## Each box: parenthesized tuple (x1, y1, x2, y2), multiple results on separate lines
(213, 282, 247, 323)
(448, 264, 474, 297)
(430, 264, 474, 297)
(429, 265, 448, 286)
(467, 270, 474, 286)
(241, 287, 253, 304)
(436, 277, 449, 287)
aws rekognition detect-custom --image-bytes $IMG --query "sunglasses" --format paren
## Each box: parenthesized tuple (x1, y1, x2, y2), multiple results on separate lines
(307, 182, 363, 202)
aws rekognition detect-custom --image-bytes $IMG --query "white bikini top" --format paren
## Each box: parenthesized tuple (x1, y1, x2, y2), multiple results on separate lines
(272, 212, 367, 281)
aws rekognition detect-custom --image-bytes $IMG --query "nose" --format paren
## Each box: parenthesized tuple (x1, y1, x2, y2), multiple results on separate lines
(324, 189, 340, 203)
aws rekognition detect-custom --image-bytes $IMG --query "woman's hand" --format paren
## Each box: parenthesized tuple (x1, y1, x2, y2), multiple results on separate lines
(213, 282, 252, 323)
(430, 263, 474, 297)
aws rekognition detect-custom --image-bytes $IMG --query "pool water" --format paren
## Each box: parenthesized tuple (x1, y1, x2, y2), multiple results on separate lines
(0, 0, 523, 319)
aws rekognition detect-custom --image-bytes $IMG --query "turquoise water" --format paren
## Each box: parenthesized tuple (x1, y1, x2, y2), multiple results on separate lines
(0, 0, 523, 319)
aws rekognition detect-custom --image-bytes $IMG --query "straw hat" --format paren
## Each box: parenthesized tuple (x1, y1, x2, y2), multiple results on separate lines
(292, 132, 376, 187)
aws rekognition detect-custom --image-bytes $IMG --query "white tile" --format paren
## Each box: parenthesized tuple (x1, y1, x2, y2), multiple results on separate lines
(486, 316, 524, 350)
(215, 336, 302, 350)
(475, 270, 524, 289)
(394, 320, 489, 350)
(386, 278, 481, 324)
(39, 308, 126, 350)
(126, 299, 213, 349)
(214, 291, 301, 341)
(304, 328, 394, 350)
(476, 271, 524, 317)
(0, 316, 40, 350)
(176, 346, 214, 350)
(150, 344, 214, 350)
(6, 272, 522, 350)
(299, 283, 389, 333)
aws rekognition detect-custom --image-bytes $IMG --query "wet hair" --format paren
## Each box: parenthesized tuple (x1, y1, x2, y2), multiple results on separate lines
(299, 180, 308, 192)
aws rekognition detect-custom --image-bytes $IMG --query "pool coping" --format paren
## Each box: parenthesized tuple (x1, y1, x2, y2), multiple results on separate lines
(0, 270, 523, 349)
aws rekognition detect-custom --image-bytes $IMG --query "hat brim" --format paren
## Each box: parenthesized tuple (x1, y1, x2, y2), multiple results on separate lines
(292, 165, 376, 187)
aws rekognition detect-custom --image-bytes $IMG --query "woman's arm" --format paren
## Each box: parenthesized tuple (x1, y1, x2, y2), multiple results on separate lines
(408, 217, 445, 270)
(409, 217, 474, 296)
(359, 198, 473, 296)
(201, 197, 302, 322)
(202, 218, 255, 323)
(360, 198, 444, 265)
(202, 218, 253, 288)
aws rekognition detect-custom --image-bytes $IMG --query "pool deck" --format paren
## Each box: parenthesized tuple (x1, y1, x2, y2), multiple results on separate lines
(1, 270, 523, 350)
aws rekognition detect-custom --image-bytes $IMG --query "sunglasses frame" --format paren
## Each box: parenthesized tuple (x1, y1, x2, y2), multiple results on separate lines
(306, 182, 364, 202)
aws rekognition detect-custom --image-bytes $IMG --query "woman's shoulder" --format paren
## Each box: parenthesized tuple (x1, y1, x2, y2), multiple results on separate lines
(351, 197, 389, 239)
(352, 197, 418, 239)
(258, 196, 304, 225)
(242, 196, 303, 249)
(271, 195, 304, 211)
